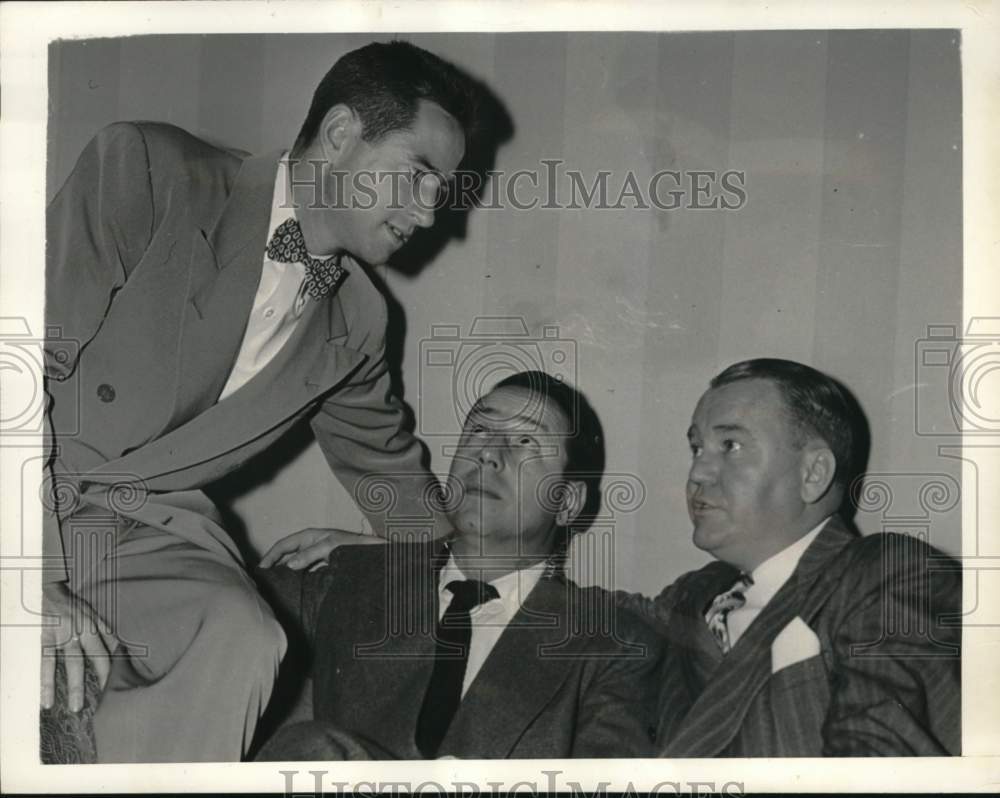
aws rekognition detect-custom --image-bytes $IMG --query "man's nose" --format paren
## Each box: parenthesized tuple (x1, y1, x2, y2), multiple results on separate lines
(410, 202, 435, 229)
(475, 437, 502, 471)
(687, 453, 716, 486)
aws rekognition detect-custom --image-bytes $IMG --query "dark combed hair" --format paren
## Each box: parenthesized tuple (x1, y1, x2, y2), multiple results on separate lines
(493, 370, 605, 538)
(293, 40, 479, 154)
(710, 358, 866, 488)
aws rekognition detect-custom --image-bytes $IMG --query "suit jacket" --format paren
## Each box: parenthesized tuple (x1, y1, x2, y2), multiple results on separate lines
(301, 542, 664, 758)
(43, 122, 436, 582)
(620, 516, 961, 756)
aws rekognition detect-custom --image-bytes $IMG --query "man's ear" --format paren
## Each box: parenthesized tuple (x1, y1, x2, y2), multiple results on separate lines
(800, 445, 837, 504)
(318, 104, 363, 165)
(556, 480, 587, 527)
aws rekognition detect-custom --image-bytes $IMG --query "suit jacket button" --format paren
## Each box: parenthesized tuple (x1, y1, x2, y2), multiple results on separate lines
(97, 384, 116, 402)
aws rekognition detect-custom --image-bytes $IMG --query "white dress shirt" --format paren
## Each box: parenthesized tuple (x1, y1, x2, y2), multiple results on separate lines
(437, 555, 546, 697)
(217, 154, 332, 401)
(726, 517, 830, 646)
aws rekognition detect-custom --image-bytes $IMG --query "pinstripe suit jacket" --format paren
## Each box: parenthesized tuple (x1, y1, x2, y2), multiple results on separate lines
(621, 517, 961, 756)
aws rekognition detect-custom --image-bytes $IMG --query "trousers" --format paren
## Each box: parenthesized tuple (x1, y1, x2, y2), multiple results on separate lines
(70, 491, 287, 762)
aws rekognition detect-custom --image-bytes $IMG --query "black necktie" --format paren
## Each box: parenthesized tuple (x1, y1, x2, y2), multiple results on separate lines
(415, 579, 500, 758)
(266, 217, 348, 300)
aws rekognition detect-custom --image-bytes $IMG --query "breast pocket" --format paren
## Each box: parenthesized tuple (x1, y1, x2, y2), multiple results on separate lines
(770, 652, 830, 693)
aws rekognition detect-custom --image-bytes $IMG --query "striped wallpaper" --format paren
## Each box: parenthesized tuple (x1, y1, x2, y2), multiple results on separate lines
(48, 30, 962, 593)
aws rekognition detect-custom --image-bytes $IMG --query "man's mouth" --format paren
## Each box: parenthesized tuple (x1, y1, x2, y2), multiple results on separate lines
(688, 498, 719, 514)
(465, 484, 502, 501)
(387, 223, 411, 245)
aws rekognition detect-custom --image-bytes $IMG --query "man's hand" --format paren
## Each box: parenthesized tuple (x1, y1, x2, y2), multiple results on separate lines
(259, 528, 383, 571)
(41, 582, 115, 713)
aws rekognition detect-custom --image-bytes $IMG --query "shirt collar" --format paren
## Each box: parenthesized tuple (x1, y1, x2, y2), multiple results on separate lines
(743, 516, 830, 609)
(438, 554, 546, 614)
(267, 153, 295, 237)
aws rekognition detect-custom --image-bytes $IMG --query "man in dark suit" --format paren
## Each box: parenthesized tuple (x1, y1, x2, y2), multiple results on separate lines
(619, 358, 961, 756)
(41, 41, 479, 761)
(256, 371, 664, 759)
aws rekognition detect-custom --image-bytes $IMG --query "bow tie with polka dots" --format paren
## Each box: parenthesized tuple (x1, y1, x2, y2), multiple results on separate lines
(266, 218, 348, 300)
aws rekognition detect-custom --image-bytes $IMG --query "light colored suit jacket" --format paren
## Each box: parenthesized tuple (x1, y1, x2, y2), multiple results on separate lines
(621, 516, 961, 756)
(44, 122, 436, 583)
(300, 542, 664, 758)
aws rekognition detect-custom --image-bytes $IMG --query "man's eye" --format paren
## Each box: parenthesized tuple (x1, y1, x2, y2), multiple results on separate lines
(468, 423, 487, 435)
(416, 173, 444, 201)
(689, 443, 703, 457)
(515, 435, 538, 447)
(722, 439, 743, 453)
(412, 167, 441, 187)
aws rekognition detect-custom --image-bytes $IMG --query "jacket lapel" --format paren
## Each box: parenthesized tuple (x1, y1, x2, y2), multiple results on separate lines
(309, 542, 445, 759)
(676, 563, 737, 687)
(164, 148, 283, 431)
(441, 578, 578, 758)
(662, 517, 857, 757)
(355, 542, 443, 758)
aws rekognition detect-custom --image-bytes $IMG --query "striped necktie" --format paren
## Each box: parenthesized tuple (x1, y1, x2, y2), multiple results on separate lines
(704, 574, 753, 653)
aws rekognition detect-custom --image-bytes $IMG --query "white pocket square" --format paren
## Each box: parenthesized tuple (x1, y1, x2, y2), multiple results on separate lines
(771, 616, 821, 674)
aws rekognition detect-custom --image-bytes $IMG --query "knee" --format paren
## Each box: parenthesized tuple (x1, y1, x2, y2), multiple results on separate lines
(203, 581, 287, 667)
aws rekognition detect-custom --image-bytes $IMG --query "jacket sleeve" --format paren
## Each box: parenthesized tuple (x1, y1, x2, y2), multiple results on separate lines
(43, 122, 156, 582)
(309, 332, 447, 540)
(603, 581, 685, 635)
(822, 538, 962, 755)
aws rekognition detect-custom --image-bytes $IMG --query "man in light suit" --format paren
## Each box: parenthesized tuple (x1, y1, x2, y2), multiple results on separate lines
(41, 41, 479, 761)
(255, 371, 664, 759)
(620, 358, 961, 756)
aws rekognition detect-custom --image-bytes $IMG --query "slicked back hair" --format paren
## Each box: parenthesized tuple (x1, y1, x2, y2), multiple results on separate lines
(709, 358, 865, 489)
(293, 40, 479, 155)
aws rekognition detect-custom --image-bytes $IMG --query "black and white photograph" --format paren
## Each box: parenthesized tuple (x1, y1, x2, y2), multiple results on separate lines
(1, 1, 997, 794)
